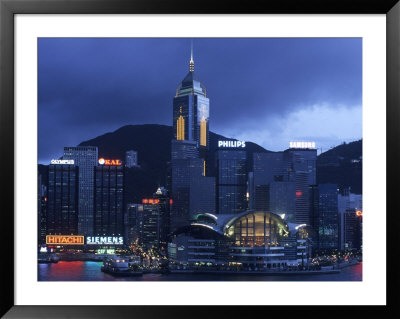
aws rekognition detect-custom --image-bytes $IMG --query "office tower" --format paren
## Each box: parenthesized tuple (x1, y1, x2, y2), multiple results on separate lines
(287, 147, 317, 224)
(171, 139, 198, 160)
(63, 146, 98, 235)
(270, 181, 296, 222)
(252, 152, 295, 219)
(308, 184, 320, 245)
(343, 209, 362, 251)
(216, 148, 247, 214)
(170, 140, 215, 231)
(94, 163, 124, 237)
(46, 162, 79, 235)
(125, 150, 138, 168)
(317, 183, 339, 251)
(172, 45, 210, 160)
(135, 187, 172, 250)
(338, 190, 362, 250)
(38, 173, 48, 245)
(247, 172, 254, 210)
(125, 203, 142, 246)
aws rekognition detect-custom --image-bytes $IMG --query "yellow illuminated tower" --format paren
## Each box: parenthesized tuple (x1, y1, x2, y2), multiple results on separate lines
(173, 41, 210, 156)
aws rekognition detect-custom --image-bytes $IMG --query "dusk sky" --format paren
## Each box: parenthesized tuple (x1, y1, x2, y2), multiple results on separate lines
(38, 38, 362, 164)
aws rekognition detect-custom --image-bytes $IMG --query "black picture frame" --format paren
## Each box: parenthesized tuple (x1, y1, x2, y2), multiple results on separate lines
(1, 0, 398, 317)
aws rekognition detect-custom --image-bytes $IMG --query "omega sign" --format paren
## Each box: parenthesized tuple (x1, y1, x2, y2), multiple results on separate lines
(218, 140, 246, 148)
(50, 159, 75, 165)
(46, 235, 84, 245)
(98, 158, 122, 166)
(86, 236, 124, 245)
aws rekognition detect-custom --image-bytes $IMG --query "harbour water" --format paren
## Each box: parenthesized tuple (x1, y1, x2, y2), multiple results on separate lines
(38, 261, 362, 281)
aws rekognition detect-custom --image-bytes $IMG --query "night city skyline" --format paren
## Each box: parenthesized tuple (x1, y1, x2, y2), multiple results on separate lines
(38, 38, 362, 164)
(38, 37, 363, 281)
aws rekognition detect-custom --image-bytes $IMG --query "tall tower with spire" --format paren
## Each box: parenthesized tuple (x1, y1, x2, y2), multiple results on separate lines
(172, 42, 210, 160)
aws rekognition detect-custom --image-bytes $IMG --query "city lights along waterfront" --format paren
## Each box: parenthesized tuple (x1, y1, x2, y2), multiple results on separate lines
(39, 261, 362, 281)
(38, 40, 362, 281)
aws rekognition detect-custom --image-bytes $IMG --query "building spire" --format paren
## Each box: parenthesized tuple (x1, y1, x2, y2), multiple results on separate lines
(189, 40, 194, 72)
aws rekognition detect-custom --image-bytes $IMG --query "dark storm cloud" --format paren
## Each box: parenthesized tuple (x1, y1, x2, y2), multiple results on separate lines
(38, 38, 361, 162)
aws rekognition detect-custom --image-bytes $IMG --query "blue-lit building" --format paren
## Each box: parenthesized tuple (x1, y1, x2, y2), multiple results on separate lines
(216, 148, 247, 214)
(46, 162, 79, 235)
(252, 146, 316, 225)
(93, 163, 124, 237)
(63, 146, 98, 235)
(317, 183, 339, 251)
(170, 49, 215, 232)
(172, 46, 209, 160)
(170, 151, 215, 232)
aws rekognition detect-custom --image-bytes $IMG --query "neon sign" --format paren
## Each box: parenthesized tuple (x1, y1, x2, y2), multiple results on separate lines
(46, 235, 84, 245)
(289, 141, 316, 149)
(356, 210, 363, 217)
(50, 159, 74, 165)
(86, 236, 124, 245)
(218, 140, 246, 148)
(142, 198, 160, 204)
(98, 158, 122, 166)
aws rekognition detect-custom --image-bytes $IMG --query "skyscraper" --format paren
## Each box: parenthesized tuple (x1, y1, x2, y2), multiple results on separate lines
(125, 150, 138, 168)
(172, 44, 210, 160)
(317, 183, 339, 251)
(170, 47, 215, 231)
(46, 161, 79, 235)
(94, 162, 124, 237)
(63, 146, 98, 235)
(252, 145, 316, 224)
(216, 148, 247, 214)
(287, 147, 317, 225)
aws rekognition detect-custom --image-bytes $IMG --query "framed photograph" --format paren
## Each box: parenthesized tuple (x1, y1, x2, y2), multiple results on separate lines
(1, 0, 398, 317)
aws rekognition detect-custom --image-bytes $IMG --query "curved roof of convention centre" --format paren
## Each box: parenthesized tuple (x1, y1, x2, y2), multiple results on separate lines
(188, 210, 296, 237)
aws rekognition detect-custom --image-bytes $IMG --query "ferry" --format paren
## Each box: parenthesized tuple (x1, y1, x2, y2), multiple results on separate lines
(101, 256, 143, 276)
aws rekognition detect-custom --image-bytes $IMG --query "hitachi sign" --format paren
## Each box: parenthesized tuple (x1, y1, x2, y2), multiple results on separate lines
(218, 140, 246, 148)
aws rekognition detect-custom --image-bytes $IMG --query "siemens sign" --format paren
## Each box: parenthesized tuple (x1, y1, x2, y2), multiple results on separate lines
(218, 140, 246, 148)
(86, 236, 124, 245)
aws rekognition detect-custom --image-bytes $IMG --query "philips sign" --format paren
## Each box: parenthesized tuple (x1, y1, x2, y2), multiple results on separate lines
(50, 159, 75, 165)
(86, 236, 124, 245)
(218, 140, 246, 148)
(289, 141, 316, 149)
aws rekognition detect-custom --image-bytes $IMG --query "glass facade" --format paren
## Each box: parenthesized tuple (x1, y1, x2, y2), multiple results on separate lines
(93, 165, 124, 237)
(318, 183, 339, 251)
(172, 59, 209, 154)
(63, 146, 98, 235)
(226, 212, 289, 247)
(47, 164, 79, 235)
(216, 149, 247, 214)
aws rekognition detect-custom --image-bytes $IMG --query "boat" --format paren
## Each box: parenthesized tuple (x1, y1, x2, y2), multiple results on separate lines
(101, 256, 143, 276)
(38, 252, 60, 263)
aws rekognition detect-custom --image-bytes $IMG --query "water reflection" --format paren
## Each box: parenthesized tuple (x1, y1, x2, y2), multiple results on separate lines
(38, 261, 362, 281)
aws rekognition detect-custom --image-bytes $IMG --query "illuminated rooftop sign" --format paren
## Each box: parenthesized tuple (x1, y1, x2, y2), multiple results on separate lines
(50, 159, 75, 165)
(218, 140, 246, 148)
(142, 198, 160, 204)
(86, 236, 124, 245)
(289, 141, 316, 149)
(98, 158, 122, 166)
(46, 235, 84, 245)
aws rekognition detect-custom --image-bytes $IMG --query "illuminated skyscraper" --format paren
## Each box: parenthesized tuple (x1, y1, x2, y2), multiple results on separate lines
(172, 43, 210, 160)
(47, 162, 79, 235)
(216, 148, 247, 214)
(94, 163, 124, 237)
(63, 146, 98, 235)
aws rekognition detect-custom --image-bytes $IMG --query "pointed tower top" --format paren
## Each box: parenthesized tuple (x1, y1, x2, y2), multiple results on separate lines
(189, 40, 194, 72)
